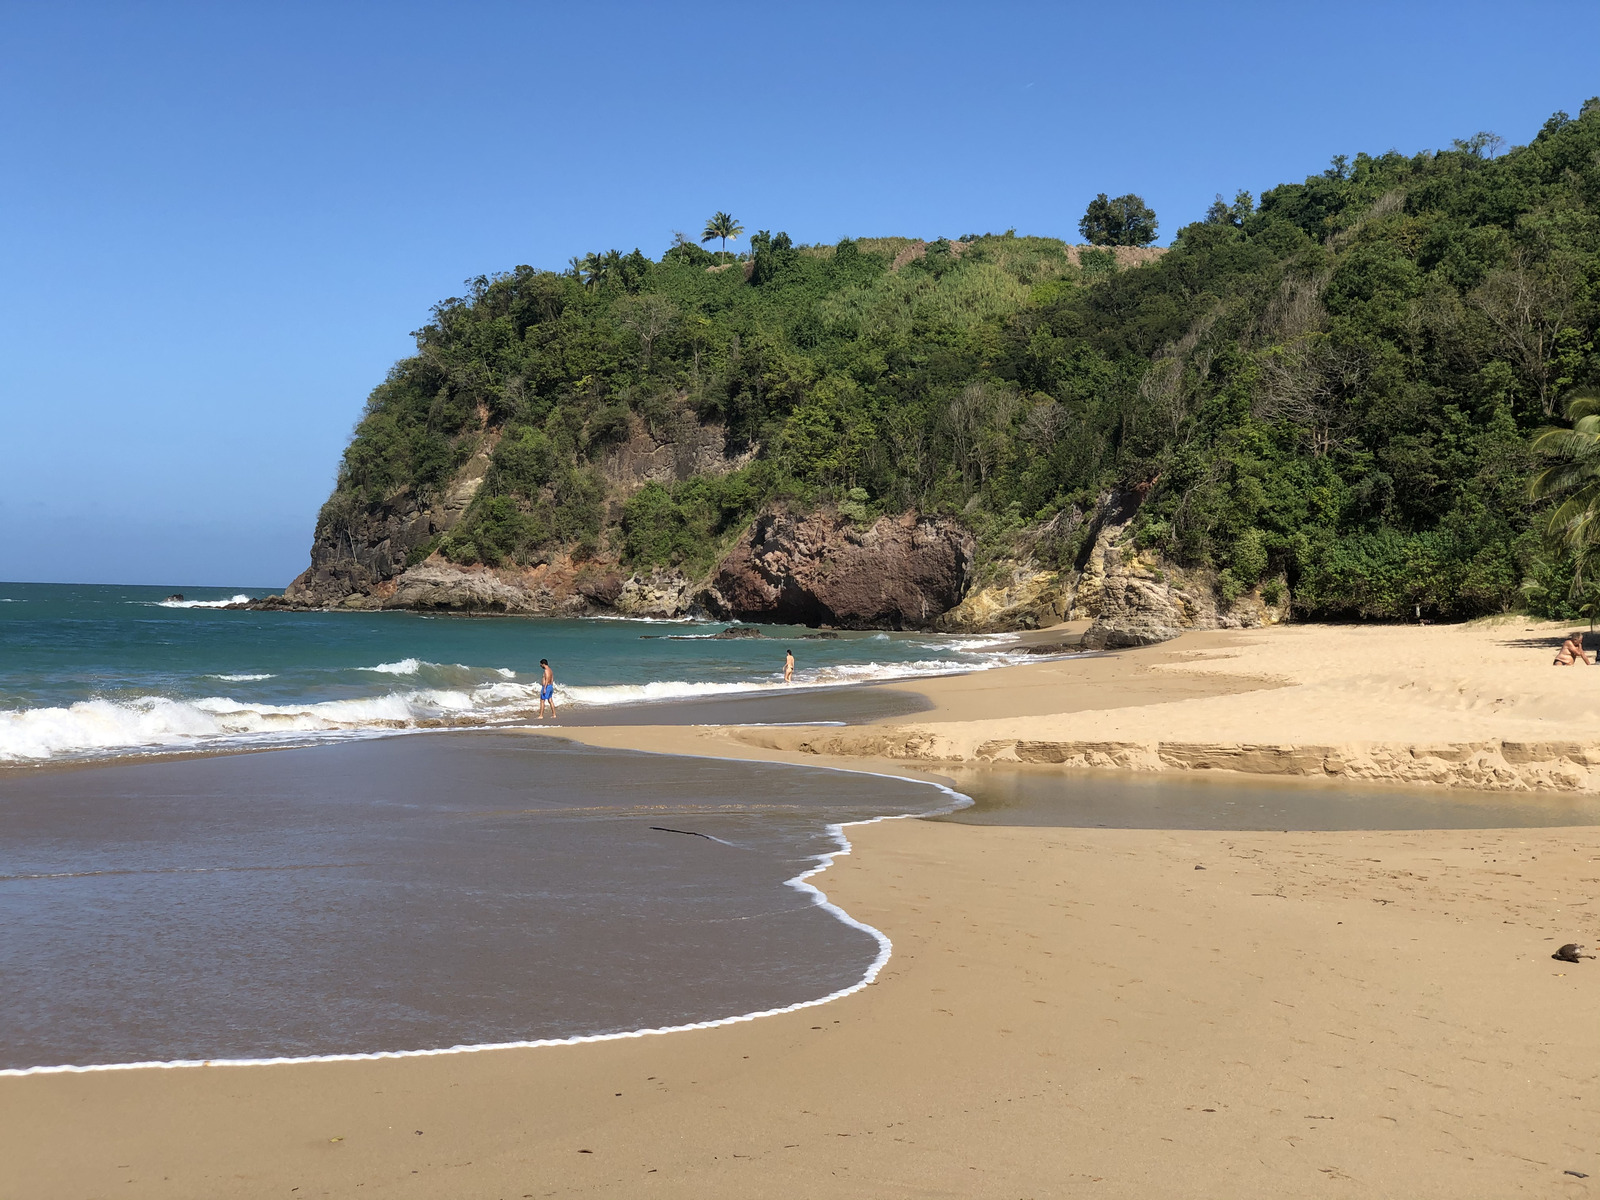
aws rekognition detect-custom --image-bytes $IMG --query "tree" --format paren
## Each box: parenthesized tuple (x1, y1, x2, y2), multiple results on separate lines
(748, 229, 795, 285)
(1531, 389, 1600, 597)
(701, 211, 745, 254)
(1078, 193, 1158, 246)
(1204, 190, 1254, 227)
(578, 252, 607, 290)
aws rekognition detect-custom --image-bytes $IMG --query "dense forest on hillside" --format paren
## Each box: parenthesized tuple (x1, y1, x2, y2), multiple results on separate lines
(327, 100, 1600, 620)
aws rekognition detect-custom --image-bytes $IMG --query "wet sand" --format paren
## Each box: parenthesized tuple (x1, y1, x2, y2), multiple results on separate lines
(939, 760, 1600, 830)
(0, 732, 951, 1071)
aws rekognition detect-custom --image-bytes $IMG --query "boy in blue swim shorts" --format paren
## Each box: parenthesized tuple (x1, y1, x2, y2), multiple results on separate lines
(538, 658, 557, 720)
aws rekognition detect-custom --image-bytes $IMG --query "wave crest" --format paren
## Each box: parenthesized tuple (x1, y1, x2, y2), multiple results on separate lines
(0, 657, 1018, 763)
(153, 595, 253, 609)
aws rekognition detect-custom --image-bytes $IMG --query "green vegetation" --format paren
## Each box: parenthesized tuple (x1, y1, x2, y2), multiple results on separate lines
(701, 211, 745, 254)
(1529, 389, 1600, 607)
(325, 101, 1600, 619)
(1079, 193, 1160, 247)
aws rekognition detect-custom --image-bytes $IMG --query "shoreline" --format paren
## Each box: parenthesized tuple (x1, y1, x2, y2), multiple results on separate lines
(1, 757, 973, 1078)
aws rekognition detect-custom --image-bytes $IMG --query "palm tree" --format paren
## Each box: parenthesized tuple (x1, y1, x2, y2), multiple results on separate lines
(1530, 388, 1600, 596)
(701, 211, 744, 255)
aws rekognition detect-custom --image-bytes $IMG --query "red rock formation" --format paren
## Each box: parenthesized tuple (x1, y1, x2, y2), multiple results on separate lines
(701, 511, 974, 630)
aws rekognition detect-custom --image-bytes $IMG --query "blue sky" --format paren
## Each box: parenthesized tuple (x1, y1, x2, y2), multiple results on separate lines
(1, 1, 1595, 587)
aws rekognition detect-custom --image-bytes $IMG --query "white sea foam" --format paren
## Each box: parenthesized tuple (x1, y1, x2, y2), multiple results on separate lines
(0, 680, 546, 763)
(0, 765, 972, 1075)
(154, 594, 253, 609)
(0, 658, 1001, 762)
(560, 656, 993, 708)
(206, 673, 276, 682)
(924, 632, 1019, 653)
(360, 658, 423, 675)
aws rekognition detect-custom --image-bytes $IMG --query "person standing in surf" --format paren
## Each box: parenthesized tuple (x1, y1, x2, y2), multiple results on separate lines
(538, 658, 557, 719)
(784, 649, 794, 684)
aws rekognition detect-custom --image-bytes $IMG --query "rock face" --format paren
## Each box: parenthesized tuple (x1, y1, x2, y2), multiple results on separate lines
(935, 509, 1089, 632)
(265, 399, 1283, 639)
(699, 511, 975, 630)
(1073, 492, 1285, 648)
(611, 568, 694, 619)
(280, 447, 493, 609)
(935, 492, 1287, 645)
(275, 414, 738, 612)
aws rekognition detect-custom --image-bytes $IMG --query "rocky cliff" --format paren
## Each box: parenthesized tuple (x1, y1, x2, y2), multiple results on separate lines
(264, 504, 975, 629)
(264, 472, 1284, 640)
(262, 412, 978, 628)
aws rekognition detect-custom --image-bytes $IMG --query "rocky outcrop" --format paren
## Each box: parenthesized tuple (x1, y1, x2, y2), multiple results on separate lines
(266, 412, 743, 614)
(936, 509, 1088, 632)
(699, 511, 975, 629)
(278, 445, 493, 609)
(379, 563, 569, 615)
(1074, 493, 1285, 648)
(935, 492, 1285, 645)
(611, 568, 695, 618)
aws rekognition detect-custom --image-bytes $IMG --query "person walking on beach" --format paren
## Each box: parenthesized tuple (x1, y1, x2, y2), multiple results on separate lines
(538, 658, 558, 719)
(784, 649, 794, 684)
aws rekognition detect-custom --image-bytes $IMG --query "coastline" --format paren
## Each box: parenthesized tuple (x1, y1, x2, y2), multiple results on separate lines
(5, 620, 1600, 1195)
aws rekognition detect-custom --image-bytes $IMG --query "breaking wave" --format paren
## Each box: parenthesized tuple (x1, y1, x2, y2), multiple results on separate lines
(206, 673, 277, 682)
(360, 658, 424, 675)
(153, 594, 253, 609)
(0, 682, 541, 763)
(0, 653, 1020, 764)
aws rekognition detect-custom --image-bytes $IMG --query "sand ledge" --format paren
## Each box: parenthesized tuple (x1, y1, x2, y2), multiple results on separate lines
(738, 727, 1600, 790)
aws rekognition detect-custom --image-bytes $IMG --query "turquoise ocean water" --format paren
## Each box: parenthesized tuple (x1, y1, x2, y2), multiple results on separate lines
(0, 582, 1019, 763)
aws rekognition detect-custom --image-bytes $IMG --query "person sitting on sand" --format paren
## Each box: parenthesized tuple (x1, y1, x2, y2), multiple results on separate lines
(538, 658, 558, 717)
(1554, 633, 1591, 666)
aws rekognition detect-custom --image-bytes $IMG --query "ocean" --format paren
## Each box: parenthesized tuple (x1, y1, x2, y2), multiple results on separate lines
(0, 581, 1022, 764)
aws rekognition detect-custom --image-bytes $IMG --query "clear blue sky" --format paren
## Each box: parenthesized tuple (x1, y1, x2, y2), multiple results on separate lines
(2, 1, 1595, 587)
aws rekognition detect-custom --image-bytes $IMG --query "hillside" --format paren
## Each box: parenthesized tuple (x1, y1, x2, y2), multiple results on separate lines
(268, 101, 1600, 638)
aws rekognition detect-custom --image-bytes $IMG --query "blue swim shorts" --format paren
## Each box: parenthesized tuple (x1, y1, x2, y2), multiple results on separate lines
(540, 683, 554, 700)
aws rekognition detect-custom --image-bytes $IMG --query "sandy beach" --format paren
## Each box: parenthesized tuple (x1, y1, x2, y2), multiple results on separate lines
(5, 621, 1600, 1197)
(722, 618, 1600, 792)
